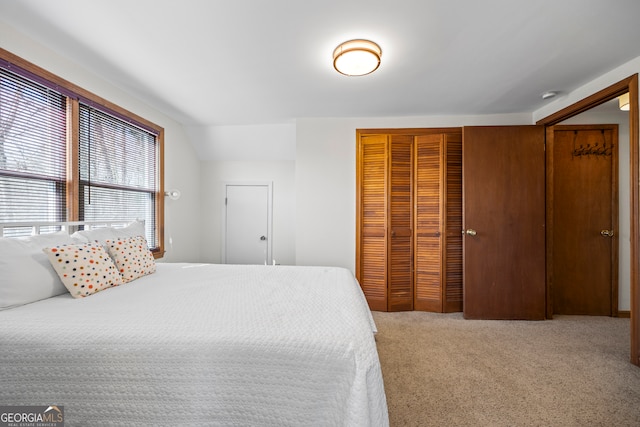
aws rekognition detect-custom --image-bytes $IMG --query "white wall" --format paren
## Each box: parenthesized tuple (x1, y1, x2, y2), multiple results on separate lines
(194, 123, 297, 265)
(161, 123, 203, 262)
(200, 160, 296, 265)
(533, 56, 640, 123)
(1, 22, 203, 262)
(295, 113, 532, 272)
(188, 124, 296, 162)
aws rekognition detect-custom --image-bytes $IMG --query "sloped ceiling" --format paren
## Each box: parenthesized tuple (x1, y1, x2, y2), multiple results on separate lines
(2, 0, 640, 128)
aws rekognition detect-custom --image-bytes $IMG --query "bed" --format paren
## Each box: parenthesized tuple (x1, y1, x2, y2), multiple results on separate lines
(0, 221, 388, 426)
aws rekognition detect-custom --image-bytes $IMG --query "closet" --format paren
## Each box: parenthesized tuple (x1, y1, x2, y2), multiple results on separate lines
(356, 128, 462, 312)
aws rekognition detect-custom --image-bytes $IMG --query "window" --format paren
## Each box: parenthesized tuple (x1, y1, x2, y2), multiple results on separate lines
(79, 105, 158, 248)
(0, 49, 164, 256)
(0, 68, 67, 236)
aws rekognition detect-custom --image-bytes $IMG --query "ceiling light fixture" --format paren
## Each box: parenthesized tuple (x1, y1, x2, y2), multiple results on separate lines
(333, 39, 382, 76)
(541, 91, 558, 100)
(619, 92, 630, 111)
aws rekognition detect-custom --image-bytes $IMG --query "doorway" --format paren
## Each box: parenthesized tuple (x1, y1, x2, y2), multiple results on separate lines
(537, 74, 639, 366)
(548, 125, 619, 316)
(222, 182, 273, 265)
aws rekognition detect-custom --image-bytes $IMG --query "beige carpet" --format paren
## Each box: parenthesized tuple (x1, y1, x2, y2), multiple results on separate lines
(372, 311, 640, 426)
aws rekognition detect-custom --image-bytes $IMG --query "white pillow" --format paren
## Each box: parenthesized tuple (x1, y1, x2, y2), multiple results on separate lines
(0, 230, 74, 310)
(71, 220, 146, 248)
(43, 243, 124, 298)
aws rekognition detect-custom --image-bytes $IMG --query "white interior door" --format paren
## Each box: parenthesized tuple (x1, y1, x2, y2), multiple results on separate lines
(224, 183, 272, 264)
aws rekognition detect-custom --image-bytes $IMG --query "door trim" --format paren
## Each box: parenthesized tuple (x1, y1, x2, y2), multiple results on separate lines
(221, 181, 273, 265)
(537, 73, 639, 366)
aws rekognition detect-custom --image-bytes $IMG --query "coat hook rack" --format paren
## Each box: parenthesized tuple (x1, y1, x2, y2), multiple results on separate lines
(571, 130, 613, 158)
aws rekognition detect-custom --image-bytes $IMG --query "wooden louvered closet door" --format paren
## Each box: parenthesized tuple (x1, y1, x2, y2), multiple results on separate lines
(443, 133, 463, 312)
(389, 135, 414, 311)
(414, 133, 463, 312)
(414, 134, 443, 311)
(356, 129, 462, 312)
(358, 135, 388, 311)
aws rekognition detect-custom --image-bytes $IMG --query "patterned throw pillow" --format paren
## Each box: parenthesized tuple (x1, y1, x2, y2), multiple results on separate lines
(106, 236, 156, 283)
(43, 243, 124, 298)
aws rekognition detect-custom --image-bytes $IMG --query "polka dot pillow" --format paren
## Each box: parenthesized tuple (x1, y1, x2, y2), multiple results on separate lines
(43, 243, 124, 298)
(106, 236, 156, 283)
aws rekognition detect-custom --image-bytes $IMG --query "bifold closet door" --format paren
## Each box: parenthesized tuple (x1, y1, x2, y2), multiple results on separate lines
(357, 129, 463, 313)
(414, 134, 443, 311)
(358, 135, 388, 311)
(357, 134, 414, 312)
(413, 132, 462, 312)
(443, 133, 463, 312)
(388, 135, 414, 311)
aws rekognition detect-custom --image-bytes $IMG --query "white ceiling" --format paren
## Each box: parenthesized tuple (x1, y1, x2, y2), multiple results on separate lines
(2, 0, 640, 127)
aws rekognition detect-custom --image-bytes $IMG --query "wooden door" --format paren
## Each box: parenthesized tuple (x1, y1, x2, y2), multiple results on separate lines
(414, 134, 443, 311)
(413, 133, 462, 312)
(358, 135, 388, 311)
(444, 133, 463, 312)
(388, 135, 414, 311)
(462, 126, 546, 320)
(548, 125, 618, 316)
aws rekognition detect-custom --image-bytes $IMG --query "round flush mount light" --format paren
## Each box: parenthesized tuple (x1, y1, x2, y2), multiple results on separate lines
(333, 39, 382, 76)
(541, 91, 558, 100)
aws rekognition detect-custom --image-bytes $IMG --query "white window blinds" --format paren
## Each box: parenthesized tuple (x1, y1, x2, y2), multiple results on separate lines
(0, 68, 67, 235)
(0, 52, 163, 253)
(78, 104, 157, 248)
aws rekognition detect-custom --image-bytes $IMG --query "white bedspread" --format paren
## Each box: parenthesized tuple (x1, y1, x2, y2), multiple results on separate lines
(0, 263, 388, 426)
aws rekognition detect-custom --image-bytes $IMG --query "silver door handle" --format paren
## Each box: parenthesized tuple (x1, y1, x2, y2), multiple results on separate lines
(260, 235, 267, 241)
(465, 229, 477, 236)
(600, 230, 614, 237)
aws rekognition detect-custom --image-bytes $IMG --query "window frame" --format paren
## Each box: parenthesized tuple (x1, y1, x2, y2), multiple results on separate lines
(0, 48, 165, 258)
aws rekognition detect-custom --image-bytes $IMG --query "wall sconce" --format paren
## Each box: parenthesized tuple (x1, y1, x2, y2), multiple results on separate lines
(619, 92, 630, 111)
(333, 39, 382, 76)
(165, 189, 181, 200)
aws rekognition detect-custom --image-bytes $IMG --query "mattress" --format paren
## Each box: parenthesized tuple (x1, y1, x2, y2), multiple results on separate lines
(0, 263, 388, 426)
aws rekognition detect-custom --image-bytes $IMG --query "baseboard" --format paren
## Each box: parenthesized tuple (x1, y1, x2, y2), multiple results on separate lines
(617, 311, 631, 318)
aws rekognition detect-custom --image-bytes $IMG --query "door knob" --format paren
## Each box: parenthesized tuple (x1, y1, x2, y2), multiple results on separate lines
(600, 230, 614, 237)
(260, 235, 267, 241)
(465, 229, 477, 236)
